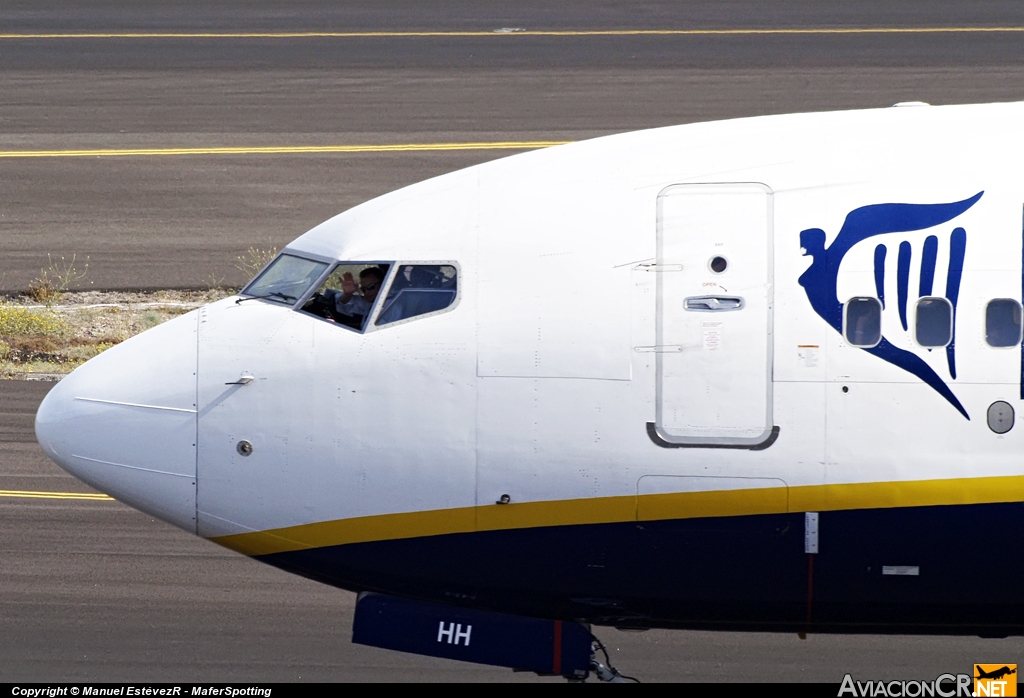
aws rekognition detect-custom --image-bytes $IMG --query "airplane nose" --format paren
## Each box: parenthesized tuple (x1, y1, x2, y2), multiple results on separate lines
(35, 311, 199, 533)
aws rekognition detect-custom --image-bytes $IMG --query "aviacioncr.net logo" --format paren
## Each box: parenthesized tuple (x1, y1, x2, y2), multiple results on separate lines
(974, 665, 1017, 697)
(838, 674, 973, 697)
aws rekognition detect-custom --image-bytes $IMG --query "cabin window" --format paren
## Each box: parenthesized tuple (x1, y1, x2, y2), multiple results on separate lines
(241, 254, 329, 305)
(301, 263, 391, 331)
(844, 297, 881, 347)
(376, 265, 458, 326)
(915, 297, 953, 347)
(985, 299, 1023, 347)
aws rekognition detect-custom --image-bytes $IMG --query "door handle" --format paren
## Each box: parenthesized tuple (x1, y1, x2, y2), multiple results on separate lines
(225, 375, 255, 385)
(684, 295, 744, 311)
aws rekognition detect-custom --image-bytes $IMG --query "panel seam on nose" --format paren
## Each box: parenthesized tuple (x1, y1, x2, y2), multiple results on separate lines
(74, 397, 197, 413)
(71, 453, 195, 477)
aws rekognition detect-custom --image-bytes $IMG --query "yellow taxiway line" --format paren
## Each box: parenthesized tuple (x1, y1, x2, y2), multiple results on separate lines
(0, 28, 1022, 39)
(0, 489, 114, 501)
(0, 141, 571, 159)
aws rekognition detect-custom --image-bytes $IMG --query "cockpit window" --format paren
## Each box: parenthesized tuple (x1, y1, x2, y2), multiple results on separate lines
(376, 265, 458, 326)
(299, 261, 458, 331)
(301, 263, 390, 331)
(242, 254, 329, 305)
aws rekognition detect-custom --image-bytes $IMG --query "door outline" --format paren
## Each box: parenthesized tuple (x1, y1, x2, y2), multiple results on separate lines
(651, 182, 777, 449)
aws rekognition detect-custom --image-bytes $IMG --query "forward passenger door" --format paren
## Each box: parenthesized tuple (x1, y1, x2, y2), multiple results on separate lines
(653, 183, 774, 447)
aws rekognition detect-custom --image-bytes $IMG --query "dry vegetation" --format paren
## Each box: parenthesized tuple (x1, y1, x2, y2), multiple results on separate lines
(0, 289, 234, 379)
(0, 247, 279, 379)
(235, 246, 278, 279)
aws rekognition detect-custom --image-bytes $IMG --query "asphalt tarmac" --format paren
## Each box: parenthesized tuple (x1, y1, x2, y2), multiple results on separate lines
(3, 0, 1024, 683)
(4, 1, 1024, 291)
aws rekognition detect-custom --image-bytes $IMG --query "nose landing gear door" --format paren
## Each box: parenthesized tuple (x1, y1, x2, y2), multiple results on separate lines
(654, 183, 774, 448)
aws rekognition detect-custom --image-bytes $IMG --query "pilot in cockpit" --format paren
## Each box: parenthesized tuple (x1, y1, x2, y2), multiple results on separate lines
(332, 266, 385, 319)
(302, 262, 456, 329)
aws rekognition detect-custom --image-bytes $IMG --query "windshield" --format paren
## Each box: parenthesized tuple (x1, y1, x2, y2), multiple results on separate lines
(241, 254, 328, 305)
(300, 263, 391, 331)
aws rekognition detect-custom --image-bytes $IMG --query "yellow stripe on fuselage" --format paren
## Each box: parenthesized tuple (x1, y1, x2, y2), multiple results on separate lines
(209, 474, 1024, 557)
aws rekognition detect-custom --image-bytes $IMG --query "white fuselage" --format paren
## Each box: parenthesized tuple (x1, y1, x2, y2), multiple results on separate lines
(36, 101, 1024, 632)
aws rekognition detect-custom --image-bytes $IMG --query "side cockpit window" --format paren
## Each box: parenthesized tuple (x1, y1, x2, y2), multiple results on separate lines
(300, 261, 458, 332)
(376, 264, 458, 326)
(986, 299, 1023, 347)
(844, 297, 882, 348)
(242, 254, 329, 305)
(302, 263, 390, 331)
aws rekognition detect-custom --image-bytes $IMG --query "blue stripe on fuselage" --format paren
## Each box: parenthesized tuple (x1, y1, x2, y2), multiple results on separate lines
(257, 501, 1024, 635)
